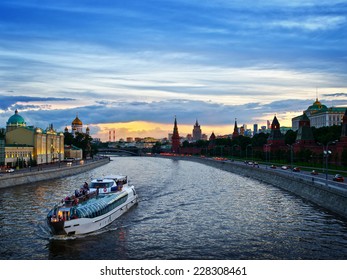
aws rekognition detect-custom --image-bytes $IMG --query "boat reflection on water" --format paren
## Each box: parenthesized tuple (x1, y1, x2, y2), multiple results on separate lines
(48, 225, 131, 260)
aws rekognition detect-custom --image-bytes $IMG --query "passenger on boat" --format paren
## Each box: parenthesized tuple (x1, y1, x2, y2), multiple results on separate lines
(75, 189, 81, 197)
(73, 198, 79, 205)
(117, 181, 123, 191)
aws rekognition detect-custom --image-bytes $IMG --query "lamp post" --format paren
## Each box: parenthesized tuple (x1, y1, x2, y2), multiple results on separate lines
(323, 140, 338, 181)
(318, 140, 338, 181)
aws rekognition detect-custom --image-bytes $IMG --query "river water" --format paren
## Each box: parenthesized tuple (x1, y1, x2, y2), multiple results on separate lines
(1, 156, 347, 260)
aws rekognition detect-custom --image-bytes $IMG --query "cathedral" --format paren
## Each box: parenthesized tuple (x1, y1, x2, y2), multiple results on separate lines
(65, 114, 90, 136)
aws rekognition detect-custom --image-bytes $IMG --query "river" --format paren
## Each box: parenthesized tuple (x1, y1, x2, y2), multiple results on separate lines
(1, 156, 347, 260)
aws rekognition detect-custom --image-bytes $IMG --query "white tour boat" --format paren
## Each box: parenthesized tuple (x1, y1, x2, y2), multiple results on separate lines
(47, 175, 138, 235)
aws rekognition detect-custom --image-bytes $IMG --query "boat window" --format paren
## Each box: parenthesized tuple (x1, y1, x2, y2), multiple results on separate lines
(90, 182, 113, 188)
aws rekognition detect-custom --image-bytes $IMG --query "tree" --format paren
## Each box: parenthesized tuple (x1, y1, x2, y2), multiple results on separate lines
(341, 149, 347, 167)
(312, 125, 341, 145)
(64, 132, 94, 158)
(152, 141, 162, 154)
(285, 130, 297, 145)
(251, 132, 269, 147)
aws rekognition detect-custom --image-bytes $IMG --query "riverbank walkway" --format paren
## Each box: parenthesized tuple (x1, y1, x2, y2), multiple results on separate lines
(0, 157, 110, 189)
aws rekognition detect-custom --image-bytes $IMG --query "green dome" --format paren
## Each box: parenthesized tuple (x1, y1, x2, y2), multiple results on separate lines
(7, 109, 26, 125)
(307, 98, 327, 112)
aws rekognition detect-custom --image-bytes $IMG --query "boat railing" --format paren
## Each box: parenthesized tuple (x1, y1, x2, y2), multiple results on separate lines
(63, 191, 97, 206)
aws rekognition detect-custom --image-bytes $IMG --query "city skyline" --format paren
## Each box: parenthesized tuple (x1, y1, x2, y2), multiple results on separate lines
(1, 1, 347, 140)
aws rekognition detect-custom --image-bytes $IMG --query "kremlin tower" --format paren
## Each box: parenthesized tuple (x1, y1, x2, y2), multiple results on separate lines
(171, 116, 180, 153)
(232, 118, 239, 139)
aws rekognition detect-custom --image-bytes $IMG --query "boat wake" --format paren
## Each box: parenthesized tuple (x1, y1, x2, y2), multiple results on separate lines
(48, 223, 132, 241)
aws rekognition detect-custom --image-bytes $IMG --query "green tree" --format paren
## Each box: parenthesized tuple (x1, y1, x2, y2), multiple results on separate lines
(312, 125, 341, 145)
(251, 132, 269, 147)
(285, 130, 297, 145)
(64, 132, 94, 158)
(341, 149, 347, 167)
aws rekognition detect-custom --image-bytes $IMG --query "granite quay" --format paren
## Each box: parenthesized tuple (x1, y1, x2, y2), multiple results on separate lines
(0, 157, 110, 189)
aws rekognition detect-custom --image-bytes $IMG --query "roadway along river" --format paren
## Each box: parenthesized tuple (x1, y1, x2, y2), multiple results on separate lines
(1, 156, 347, 260)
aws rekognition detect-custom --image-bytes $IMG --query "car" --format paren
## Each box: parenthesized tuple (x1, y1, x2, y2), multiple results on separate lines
(293, 167, 301, 172)
(311, 170, 319, 175)
(333, 174, 344, 182)
(5, 168, 14, 173)
(270, 165, 276, 169)
(281, 166, 288, 170)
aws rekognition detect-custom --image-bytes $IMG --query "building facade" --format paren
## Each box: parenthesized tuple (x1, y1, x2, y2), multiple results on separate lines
(0, 128, 5, 166)
(4, 110, 64, 166)
(292, 98, 347, 131)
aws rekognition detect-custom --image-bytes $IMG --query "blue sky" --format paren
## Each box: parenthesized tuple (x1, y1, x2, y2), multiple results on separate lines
(0, 0, 347, 140)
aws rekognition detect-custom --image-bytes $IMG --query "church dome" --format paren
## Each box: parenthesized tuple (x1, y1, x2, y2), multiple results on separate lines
(7, 109, 26, 126)
(72, 116, 82, 125)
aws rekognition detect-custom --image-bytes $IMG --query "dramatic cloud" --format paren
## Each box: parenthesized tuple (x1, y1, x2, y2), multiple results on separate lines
(0, 0, 346, 139)
(0, 95, 74, 110)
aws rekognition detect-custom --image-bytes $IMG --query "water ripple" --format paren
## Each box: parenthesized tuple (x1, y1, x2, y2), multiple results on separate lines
(1, 156, 347, 259)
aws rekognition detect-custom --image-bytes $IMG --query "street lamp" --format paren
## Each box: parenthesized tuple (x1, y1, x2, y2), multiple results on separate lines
(324, 140, 338, 181)
(318, 140, 338, 181)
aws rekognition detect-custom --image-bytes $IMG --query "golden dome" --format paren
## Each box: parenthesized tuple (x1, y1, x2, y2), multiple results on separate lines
(72, 115, 82, 125)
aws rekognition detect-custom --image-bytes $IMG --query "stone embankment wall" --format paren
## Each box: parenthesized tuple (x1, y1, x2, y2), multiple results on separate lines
(0, 158, 110, 189)
(178, 156, 347, 219)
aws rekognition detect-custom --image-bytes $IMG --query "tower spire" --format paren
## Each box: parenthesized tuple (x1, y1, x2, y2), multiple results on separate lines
(171, 116, 180, 153)
(232, 118, 239, 139)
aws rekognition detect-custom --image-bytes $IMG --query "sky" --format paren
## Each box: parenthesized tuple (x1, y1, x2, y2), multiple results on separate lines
(0, 0, 347, 141)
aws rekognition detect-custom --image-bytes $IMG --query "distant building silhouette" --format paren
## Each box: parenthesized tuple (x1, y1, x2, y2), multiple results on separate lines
(264, 115, 286, 154)
(192, 119, 202, 141)
(253, 124, 258, 135)
(208, 132, 216, 150)
(171, 116, 180, 153)
(232, 118, 239, 139)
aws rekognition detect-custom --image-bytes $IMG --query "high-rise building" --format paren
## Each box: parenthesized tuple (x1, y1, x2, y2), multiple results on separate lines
(253, 124, 258, 135)
(192, 120, 202, 141)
